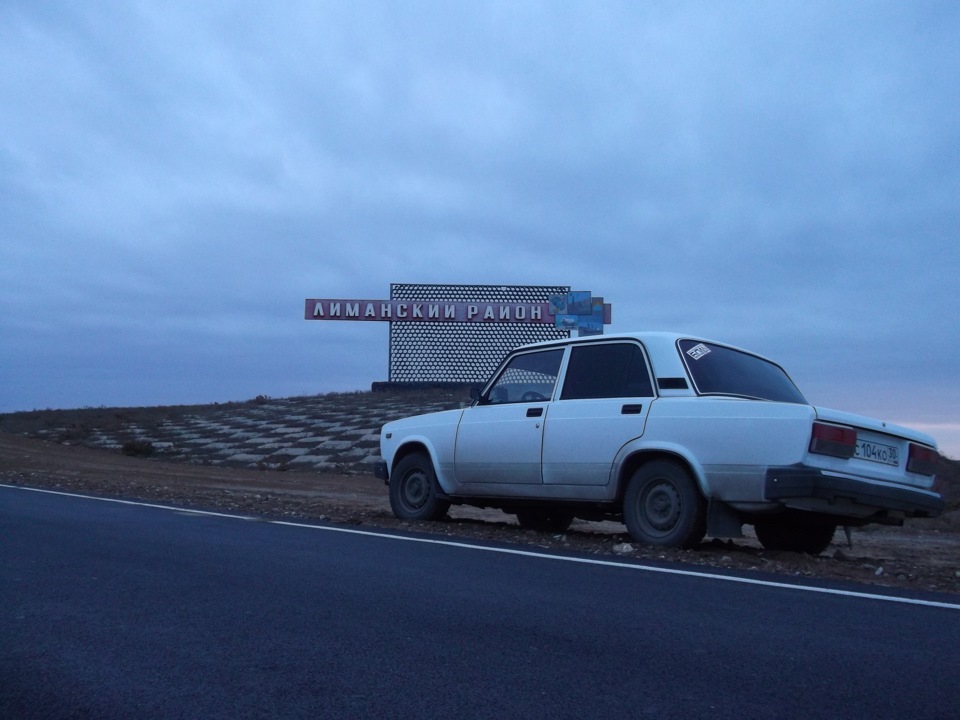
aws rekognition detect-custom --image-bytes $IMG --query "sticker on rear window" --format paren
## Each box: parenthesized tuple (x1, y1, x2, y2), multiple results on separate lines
(686, 343, 711, 360)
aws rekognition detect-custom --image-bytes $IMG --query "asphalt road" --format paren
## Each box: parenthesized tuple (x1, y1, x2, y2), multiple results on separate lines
(3, 486, 959, 720)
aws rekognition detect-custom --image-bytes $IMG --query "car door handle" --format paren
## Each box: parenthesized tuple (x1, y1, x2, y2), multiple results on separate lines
(526, 407, 544, 417)
(621, 404, 643, 415)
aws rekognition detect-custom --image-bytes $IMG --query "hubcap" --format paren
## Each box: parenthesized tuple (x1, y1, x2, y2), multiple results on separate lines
(402, 471, 429, 508)
(641, 481, 681, 533)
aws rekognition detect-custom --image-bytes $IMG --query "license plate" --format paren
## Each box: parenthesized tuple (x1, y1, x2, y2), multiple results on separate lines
(855, 439, 900, 466)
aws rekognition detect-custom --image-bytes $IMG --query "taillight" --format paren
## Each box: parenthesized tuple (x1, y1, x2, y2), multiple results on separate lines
(907, 443, 938, 476)
(809, 422, 857, 459)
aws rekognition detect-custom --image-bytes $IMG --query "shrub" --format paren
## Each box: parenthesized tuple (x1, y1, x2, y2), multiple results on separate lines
(121, 439, 154, 457)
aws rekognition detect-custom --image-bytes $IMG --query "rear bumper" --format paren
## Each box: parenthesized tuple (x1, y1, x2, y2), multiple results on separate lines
(764, 465, 944, 518)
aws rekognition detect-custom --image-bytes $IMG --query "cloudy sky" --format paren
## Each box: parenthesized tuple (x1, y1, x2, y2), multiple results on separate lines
(2, 2, 958, 455)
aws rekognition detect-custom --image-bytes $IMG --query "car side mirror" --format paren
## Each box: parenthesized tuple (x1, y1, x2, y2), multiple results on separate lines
(469, 386, 484, 404)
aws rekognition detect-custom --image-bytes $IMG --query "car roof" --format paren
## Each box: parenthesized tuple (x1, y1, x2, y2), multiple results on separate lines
(515, 331, 769, 362)
(519, 331, 703, 349)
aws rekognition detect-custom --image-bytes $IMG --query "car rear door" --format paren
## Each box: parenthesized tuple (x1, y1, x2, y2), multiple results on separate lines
(541, 341, 655, 486)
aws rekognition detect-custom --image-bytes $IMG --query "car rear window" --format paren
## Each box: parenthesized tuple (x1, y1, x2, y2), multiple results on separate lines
(678, 339, 807, 404)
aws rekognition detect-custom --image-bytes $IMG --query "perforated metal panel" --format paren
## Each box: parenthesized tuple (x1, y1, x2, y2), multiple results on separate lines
(388, 284, 571, 383)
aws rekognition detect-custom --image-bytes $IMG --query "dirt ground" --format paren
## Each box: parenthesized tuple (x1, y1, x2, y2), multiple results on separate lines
(2, 432, 958, 596)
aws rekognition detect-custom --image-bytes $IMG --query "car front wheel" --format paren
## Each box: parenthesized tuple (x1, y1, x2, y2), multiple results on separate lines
(623, 460, 706, 549)
(389, 453, 451, 521)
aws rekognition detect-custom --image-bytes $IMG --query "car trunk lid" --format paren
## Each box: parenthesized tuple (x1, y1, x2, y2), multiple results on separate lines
(811, 406, 939, 488)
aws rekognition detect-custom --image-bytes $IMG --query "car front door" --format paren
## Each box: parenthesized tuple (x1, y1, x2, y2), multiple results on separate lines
(541, 341, 655, 486)
(454, 348, 564, 485)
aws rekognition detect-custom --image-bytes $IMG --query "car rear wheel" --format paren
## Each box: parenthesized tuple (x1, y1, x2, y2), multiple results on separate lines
(623, 460, 706, 549)
(515, 509, 575, 533)
(389, 453, 451, 521)
(754, 515, 836, 555)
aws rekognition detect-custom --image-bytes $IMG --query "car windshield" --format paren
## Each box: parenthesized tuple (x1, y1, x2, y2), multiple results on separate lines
(678, 339, 807, 404)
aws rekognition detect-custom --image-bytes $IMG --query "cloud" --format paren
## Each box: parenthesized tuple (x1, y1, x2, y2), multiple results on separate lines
(0, 1, 957, 432)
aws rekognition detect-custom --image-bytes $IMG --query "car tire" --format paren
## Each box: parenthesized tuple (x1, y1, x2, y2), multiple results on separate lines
(389, 453, 451, 521)
(623, 460, 707, 549)
(515, 509, 575, 533)
(754, 515, 836, 555)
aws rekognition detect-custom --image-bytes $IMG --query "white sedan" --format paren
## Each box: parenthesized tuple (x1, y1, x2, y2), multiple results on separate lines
(375, 332, 943, 553)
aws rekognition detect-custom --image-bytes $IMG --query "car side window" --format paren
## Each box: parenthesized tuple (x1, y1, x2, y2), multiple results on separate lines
(560, 343, 653, 400)
(485, 348, 564, 404)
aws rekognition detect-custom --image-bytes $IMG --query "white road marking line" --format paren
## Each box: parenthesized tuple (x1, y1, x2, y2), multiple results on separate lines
(5, 483, 959, 611)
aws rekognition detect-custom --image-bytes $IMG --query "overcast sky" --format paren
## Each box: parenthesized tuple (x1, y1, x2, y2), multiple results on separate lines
(2, 2, 958, 456)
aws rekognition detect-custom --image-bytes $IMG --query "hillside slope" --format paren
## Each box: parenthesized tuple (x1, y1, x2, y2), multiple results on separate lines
(1, 386, 956, 508)
(0, 388, 472, 476)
